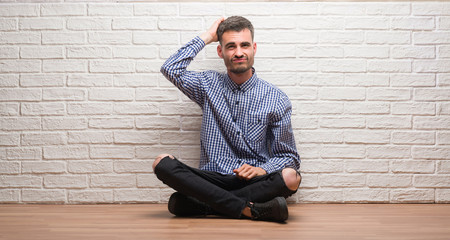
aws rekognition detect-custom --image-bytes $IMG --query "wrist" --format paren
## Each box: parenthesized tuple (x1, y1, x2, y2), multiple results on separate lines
(199, 32, 213, 45)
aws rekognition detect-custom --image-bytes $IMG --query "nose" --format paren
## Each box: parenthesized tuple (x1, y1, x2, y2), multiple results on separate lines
(235, 46, 243, 57)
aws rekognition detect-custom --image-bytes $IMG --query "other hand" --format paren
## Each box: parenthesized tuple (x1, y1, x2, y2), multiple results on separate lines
(199, 17, 225, 45)
(233, 164, 267, 181)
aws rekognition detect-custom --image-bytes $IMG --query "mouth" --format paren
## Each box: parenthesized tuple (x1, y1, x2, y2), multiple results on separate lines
(232, 58, 247, 63)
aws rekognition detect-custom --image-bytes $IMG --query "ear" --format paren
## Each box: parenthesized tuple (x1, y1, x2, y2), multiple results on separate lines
(217, 44, 223, 59)
(253, 42, 257, 54)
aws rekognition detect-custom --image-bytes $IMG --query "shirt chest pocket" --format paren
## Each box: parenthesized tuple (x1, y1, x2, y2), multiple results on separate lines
(246, 115, 268, 143)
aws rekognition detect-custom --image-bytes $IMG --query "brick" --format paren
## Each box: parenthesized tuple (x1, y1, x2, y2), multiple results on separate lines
(414, 60, 450, 73)
(299, 160, 343, 173)
(366, 3, 410, 16)
(89, 117, 133, 129)
(114, 189, 160, 203)
(299, 189, 343, 203)
(68, 74, 113, 87)
(160, 131, 200, 145)
(88, 88, 134, 101)
(320, 60, 366, 73)
(367, 31, 410, 44)
(0, 89, 41, 101)
(345, 17, 389, 30)
(21, 103, 65, 116)
(250, 17, 297, 30)
(296, 46, 343, 58)
(321, 3, 366, 16)
(437, 161, 450, 173)
(273, 3, 319, 15)
(414, 32, 450, 45)
(392, 46, 435, 59)
(319, 87, 365, 101)
(391, 17, 435, 30)
(115, 161, 152, 173)
(136, 146, 180, 160)
(42, 32, 85, 45)
(133, 32, 178, 45)
(41, 3, 85, 16)
(67, 46, 112, 59)
(134, 3, 178, 16)
(367, 88, 411, 101)
(393, 131, 435, 145)
(437, 132, 450, 145)
(69, 190, 113, 203)
(44, 175, 87, 189)
(135, 116, 179, 130)
(391, 160, 435, 173)
(258, 45, 296, 58)
(0, 161, 20, 174)
(391, 103, 436, 115)
(181, 116, 202, 131)
(415, 89, 450, 101)
(22, 190, 66, 203)
(298, 130, 343, 144)
(43, 60, 87, 73)
(68, 103, 113, 115)
(282, 87, 317, 100)
(158, 17, 202, 31)
(0, 176, 41, 188)
(344, 189, 389, 203)
(0, 18, 16, 31)
(90, 174, 135, 188)
(114, 103, 158, 115)
(136, 88, 179, 102)
(367, 146, 411, 159)
(20, 74, 65, 87)
(413, 147, 450, 159)
(344, 102, 390, 114)
(0, 60, 40, 73)
(320, 174, 366, 187)
(89, 60, 135, 73)
(0, 103, 19, 116)
(0, 190, 20, 203)
(0, 74, 19, 87)
(344, 46, 389, 59)
(113, 18, 157, 30)
(344, 130, 390, 144)
(68, 161, 113, 174)
(319, 117, 365, 129)
(368, 61, 412, 73)
(345, 160, 389, 173)
(22, 132, 67, 146)
(439, 46, 450, 58)
(440, 103, 450, 114)
(436, 189, 450, 203)
(412, 2, 450, 16)
(88, 4, 133, 16)
(113, 46, 157, 59)
(90, 146, 134, 159)
(6, 147, 41, 160)
(297, 102, 343, 114)
(367, 116, 411, 129)
(291, 117, 318, 130)
(22, 162, 66, 174)
(320, 31, 364, 44)
(391, 74, 435, 87)
(44, 146, 89, 160)
(19, 18, 63, 30)
(88, 32, 131, 45)
(439, 17, 450, 30)
(414, 175, 450, 188)
(0, 47, 19, 59)
(43, 88, 85, 101)
(225, 3, 273, 16)
(0, 33, 40, 44)
(0, 4, 39, 17)
(414, 116, 450, 130)
(367, 174, 412, 188)
(0, 134, 19, 146)
(68, 131, 113, 144)
(179, 3, 223, 16)
(297, 17, 344, 30)
(321, 145, 365, 159)
(137, 174, 166, 188)
(67, 18, 111, 30)
(21, 46, 64, 59)
(391, 189, 435, 203)
(114, 131, 159, 144)
(0, 117, 40, 131)
(42, 117, 87, 130)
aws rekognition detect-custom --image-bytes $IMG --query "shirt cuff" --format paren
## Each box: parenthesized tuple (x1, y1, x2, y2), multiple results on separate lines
(189, 36, 206, 55)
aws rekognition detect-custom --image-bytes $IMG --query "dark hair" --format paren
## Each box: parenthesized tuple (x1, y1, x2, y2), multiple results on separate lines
(216, 16, 254, 44)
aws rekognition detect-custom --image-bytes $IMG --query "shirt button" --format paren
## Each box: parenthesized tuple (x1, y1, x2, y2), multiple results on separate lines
(237, 131, 240, 135)
(235, 101, 239, 105)
(233, 118, 236, 122)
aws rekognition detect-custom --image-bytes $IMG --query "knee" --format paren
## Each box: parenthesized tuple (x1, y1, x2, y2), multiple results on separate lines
(152, 153, 174, 171)
(282, 168, 301, 191)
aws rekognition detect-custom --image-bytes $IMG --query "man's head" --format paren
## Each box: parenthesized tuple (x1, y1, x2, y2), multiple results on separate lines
(216, 16, 256, 77)
(216, 16, 254, 45)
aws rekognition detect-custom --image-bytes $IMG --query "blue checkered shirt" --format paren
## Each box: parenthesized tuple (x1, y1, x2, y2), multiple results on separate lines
(161, 36, 300, 175)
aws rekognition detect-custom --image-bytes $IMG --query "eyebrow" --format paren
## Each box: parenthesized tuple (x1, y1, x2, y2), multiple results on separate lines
(224, 41, 251, 48)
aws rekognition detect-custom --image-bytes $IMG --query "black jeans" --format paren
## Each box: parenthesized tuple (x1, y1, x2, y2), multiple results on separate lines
(154, 156, 298, 219)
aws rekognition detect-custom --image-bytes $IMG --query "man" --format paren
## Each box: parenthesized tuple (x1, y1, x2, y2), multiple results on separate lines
(153, 16, 301, 222)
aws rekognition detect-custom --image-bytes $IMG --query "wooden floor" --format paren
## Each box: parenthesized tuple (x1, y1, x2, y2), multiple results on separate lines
(0, 204, 449, 240)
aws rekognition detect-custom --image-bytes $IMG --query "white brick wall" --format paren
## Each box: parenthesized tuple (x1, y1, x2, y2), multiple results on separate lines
(0, 1, 449, 204)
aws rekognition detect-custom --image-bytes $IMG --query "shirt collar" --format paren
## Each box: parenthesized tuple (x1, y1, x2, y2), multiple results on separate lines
(224, 68, 258, 92)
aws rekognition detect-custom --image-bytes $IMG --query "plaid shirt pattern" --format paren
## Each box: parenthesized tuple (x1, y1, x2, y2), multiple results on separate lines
(161, 36, 300, 175)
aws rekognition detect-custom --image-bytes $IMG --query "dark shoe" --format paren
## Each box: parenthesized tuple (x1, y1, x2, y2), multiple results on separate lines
(249, 197, 288, 222)
(168, 192, 214, 217)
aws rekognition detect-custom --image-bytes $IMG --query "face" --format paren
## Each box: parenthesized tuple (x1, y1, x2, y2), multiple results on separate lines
(217, 29, 257, 75)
